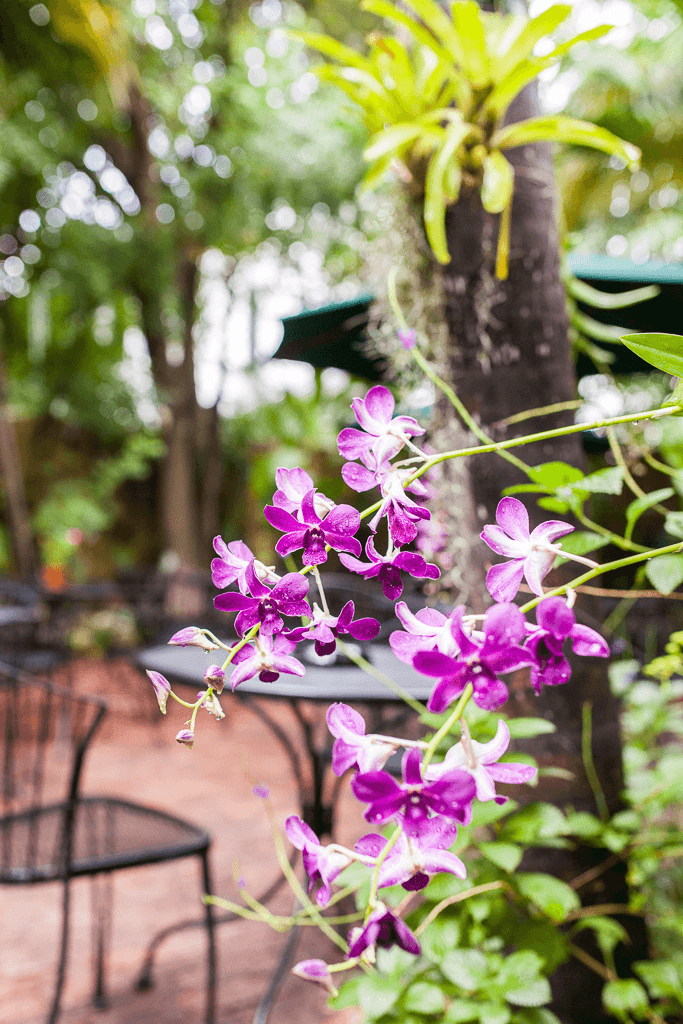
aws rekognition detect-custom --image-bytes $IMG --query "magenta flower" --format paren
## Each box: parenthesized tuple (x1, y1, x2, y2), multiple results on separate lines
(351, 747, 475, 837)
(326, 703, 397, 775)
(214, 563, 311, 635)
(272, 467, 336, 521)
(424, 719, 537, 802)
(285, 815, 353, 906)
(168, 626, 219, 652)
(347, 903, 420, 958)
(285, 601, 379, 657)
(339, 536, 440, 600)
(292, 959, 337, 995)
(398, 328, 417, 351)
(413, 604, 535, 712)
(229, 632, 305, 689)
(389, 601, 463, 665)
(176, 728, 195, 748)
(355, 819, 466, 892)
(525, 596, 610, 694)
(337, 385, 425, 466)
(481, 497, 574, 603)
(146, 670, 171, 714)
(264, 489, 361, 567)
(342, 460, 430, 546)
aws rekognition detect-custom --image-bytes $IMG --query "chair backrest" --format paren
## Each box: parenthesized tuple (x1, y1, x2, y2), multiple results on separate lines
(0, 661, 106, 877)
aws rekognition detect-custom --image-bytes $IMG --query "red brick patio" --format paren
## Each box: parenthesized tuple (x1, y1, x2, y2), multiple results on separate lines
(0, 658, 364, 1024)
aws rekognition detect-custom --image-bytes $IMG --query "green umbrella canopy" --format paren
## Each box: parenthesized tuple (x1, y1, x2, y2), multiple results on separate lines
(275, 259, 683, 380)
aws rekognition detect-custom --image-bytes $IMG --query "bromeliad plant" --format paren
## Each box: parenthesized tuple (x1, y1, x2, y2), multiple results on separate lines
(297, 0, 640, 276)
(146, 323, 683, 1021)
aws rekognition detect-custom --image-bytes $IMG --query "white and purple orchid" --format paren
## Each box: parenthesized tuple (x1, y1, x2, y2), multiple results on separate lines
(228, 633, 305, 689)
(424, 718, 537, 802)
(211, 537, 280, 595)
(272, 466, 337, 521)
(347, 902, 421, 958)
(325, 702, 398, 775)
(355, 818, 466, 892)
(285, 815, 354, 907)
(389, 601, 464, 665)
(337, 385, 425, 467)
(481, 496, 575, 603)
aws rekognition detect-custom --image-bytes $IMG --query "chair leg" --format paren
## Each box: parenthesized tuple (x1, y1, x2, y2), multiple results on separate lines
(200, 849, 217, 1024)
(90, 872, 114, 1010)
(47, 877, 71, 1024)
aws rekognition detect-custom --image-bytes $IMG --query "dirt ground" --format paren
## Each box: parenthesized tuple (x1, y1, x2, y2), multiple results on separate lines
(0, 658, 365, 1024)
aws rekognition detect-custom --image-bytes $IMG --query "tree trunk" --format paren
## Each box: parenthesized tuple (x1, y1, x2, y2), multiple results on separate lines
(431, 86, 646, 1021)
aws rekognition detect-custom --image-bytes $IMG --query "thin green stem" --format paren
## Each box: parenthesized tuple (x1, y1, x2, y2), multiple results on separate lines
(493, 399, 584, 428)
(221, 625, 259, 671)
(606, 426, 646, 501)
(582, 702, 609, 822)
(576, 509, 648, 553)
(367, 825, 402, 912)
(422, 684, 473, 770)
(312, 564, 330, 615)
(644, 451, 683, 477)
(414, 881, 508, 937)
(519, 541, 683, 613)
(168, 691, 197, 709)
(337, 639, 425, 714)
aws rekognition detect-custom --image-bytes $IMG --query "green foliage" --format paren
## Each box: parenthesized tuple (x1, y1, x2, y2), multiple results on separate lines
(300, 1, 637, 275)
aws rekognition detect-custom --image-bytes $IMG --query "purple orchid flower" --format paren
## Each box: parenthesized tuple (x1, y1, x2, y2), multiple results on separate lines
(339, 536, 440, 600)
(326, 703, 397, 775)
(525, 596, 610, 694)
(342, 460, 431, 546)
(337, 385, 425, 467)
(211, 537, 280, 595)
(264, 489, 362, 566)
(355, 818, 466, 892)
(292, 959, 337, 995)
(214, 563, 311, 635)
(424, 718, 537, 802)
(229, 632, 305, 689)
(481, 497, 574, 603)
(389, 601, 463, 665)
(146, 670, 171, 714)
(285, 601, 379, 657)
(347, 902, 421, 958)
(272, 467, 336, 521)
(413, 604, 535, 712)
(285, 815, 353, 907)
(351, 747, 475, 837)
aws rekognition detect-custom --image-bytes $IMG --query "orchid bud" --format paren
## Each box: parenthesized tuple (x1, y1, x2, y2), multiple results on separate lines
(146, 670, 171, 714)
(292, 959, 338, 996)
(204, 664, 226, 693)
(168, 627, 219, 652)
(201, 692, 225, 721)
(252, 784, 269, 799)
(176, 729, 195, 749)
(398, 328, 417, 351)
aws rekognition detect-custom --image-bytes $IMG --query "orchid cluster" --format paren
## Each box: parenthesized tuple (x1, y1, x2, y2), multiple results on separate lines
(146, 383, 612, 986)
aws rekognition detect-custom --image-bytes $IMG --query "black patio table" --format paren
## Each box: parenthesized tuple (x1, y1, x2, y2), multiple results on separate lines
(138, 641, 432, 837)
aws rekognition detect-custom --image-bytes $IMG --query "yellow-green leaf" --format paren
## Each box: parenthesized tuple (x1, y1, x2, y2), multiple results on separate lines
(295, 31, 374, 73)
(481, 150, 514, 214)
(493, 116, 640, 168)
(399, 0, 467, 67)
(451, 1, 490, 87)
(424, 122, 470, 263)
(620, 333, 683, 378)
(494, 4, 571, 83)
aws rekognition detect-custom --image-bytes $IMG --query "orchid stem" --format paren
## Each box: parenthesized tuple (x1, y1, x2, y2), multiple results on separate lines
(422, 684, 473, 770)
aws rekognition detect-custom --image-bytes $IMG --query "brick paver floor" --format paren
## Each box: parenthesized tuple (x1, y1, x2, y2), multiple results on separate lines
(0, 658, 364, 1024)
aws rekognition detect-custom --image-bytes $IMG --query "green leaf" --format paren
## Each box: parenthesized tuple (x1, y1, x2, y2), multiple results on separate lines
(645, 552, 683, 595)
(403, 981, 446, 1014)
(479, 1006, 511, 1024)
(481, 150, 514, 214)
(571, 310, 630, 343)
(497, 950, 544, 988)
(528, 461, 585, 489)
(419, 916, 461, 962)
(450, 0, 490, 87)
(505, 978, 552, 1007)
(441, 949, 490, 990)
(665, 511, 683, 540)
(484, 58, 553, 118)
(424, 121, 470, 263)
(545, 24, 613, 59)
(506, 717, 556, 738)
(563, 811, 604, 839)
(570, 467, 624, 495)
(357, 973, 404, 1017)
(445, 998, 481, 1022)
(479, 842, 523, 873)
(566, 277, 659, 310)
(365, 122, 437, 163)
(602, 978, 649, 1022)
(515, 873, 580, 922)
(328, 977, 360, 1010)
(514, 921, 571, 975)
(553, 531, 610, 566)
(572, 916, 628, 957)
(296, 32, 374, 73)
(620, 332, 683, 378)
(633, 959, 682, 999)
(500, 803, 568, 845)
(493, 117, 640, 168)
(664, 374, 683, 409)
(515, 1011, 562, 1024)
(625, 488, 674, 540)
(399, 0, 468, 66)
(494, 4, 571, 82)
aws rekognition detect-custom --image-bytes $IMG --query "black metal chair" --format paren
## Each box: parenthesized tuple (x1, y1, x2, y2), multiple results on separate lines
(0, 662, 217, 1024)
